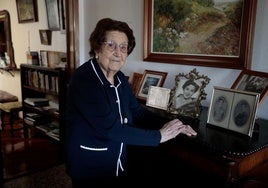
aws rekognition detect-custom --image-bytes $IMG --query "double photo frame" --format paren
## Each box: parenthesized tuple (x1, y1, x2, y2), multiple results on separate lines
(207, 86, 260, 137)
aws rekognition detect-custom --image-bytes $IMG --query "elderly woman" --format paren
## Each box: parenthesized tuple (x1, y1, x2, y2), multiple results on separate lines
(65, 18, 197, 187)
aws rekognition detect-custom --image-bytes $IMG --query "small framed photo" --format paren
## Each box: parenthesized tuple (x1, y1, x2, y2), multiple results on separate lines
(39, 30, 52, 45)
(167, 68, 210, 118)
(136, 70, 167, 101)
(146, 86, 171, 110)
(231, 70, 268, 104)
(16, 0, 38, 23)
(130, 72, 143, 95)
(59, 0, 66, 33)
(40, 50, 48, 66)
(45, 0, 60, 31)
(207, 86, 260, 137)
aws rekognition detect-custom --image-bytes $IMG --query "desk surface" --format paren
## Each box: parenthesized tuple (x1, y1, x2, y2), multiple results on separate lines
(147, 106, 268, 158)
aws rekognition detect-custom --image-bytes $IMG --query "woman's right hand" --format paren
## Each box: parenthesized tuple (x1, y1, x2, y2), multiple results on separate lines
(159, 119, 197, 143)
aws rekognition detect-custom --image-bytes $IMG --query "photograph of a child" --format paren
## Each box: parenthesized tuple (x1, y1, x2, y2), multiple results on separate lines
(212, 96, 228, 123)
(171, 79, 201, 110)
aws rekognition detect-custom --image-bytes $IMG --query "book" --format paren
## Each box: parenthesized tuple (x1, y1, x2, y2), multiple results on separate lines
(24, 113, 52, 126)
(24, 98, 49, 106)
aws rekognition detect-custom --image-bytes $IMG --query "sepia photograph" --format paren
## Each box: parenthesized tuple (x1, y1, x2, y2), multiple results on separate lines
(207, 87, 234, 129)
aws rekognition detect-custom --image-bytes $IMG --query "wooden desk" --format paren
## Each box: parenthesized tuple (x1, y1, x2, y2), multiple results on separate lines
(146, 106, 268, 183)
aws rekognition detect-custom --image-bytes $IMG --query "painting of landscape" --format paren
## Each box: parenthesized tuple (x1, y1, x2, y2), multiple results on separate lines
(152, 0, 243, 57)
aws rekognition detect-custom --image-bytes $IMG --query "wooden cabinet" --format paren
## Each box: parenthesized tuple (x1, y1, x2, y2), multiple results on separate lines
(20, 64, 66, 143)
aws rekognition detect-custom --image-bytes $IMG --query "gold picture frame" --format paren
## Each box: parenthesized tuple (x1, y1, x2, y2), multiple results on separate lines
(167, 68, 210, 118)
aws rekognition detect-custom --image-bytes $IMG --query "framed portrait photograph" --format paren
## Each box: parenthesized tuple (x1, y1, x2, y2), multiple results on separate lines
(16, 0, 38, 23)
(130, 72, 143, 95)
(40, 50, 48, 66)
(167, 68, 210, 118)
(39, 30, 52, 45)
(45, 0, 60, 31)
(231, 70, 268, 104)
(207, 86, 260, 137)
(146, 86, 171, 110)
(136, 70, 167, 101)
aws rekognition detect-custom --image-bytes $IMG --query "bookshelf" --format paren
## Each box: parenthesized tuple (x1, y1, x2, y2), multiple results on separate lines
(20, 64, 66, 143)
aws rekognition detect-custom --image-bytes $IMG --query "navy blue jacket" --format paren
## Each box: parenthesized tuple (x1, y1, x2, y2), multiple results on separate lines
(65, 59, 162, 179)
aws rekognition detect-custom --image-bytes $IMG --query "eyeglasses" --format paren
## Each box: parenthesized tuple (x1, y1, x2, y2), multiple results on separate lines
(103, 40, 128, 53)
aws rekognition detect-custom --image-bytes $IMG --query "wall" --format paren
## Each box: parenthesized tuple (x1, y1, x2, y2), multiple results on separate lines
(79, 0, 268, 120)
(0, 1, 66, 101)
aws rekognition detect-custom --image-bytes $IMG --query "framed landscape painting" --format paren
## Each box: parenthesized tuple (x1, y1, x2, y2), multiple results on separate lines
(143, 0, 257, 69)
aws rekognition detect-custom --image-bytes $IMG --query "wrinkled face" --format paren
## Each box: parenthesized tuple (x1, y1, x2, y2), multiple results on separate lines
(97, 31, 128, 76)
(183, 84, 196, 99)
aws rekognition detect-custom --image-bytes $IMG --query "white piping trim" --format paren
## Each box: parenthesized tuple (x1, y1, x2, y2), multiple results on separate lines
(90, 60, 104, 85)
(80, 145, 108, 151)
(116, 142, 124, 176)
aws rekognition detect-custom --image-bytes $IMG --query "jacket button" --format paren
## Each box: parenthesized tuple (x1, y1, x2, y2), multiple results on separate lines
(124, 118, 128, 124)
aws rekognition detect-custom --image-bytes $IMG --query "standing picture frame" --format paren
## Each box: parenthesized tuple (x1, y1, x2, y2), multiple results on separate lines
(16, 0, 38, 23)
(130, 72, 143, 95)
(45, 0, 60, 31)
(143, 0, 257, 69)
(167, 68, 210, 118)
(231, 70, 268, 104)
(207, 86, 260, 137)
(136, 70, 167, 101)
(40, 50, 48, 66)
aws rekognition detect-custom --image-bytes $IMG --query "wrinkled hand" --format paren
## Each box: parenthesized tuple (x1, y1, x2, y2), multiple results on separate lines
(159, 119, 197, 143)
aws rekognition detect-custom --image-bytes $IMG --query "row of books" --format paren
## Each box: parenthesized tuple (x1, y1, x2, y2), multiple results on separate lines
(24, 113, 60, 141)
(24, 98, 49, 106)
(24, 98, 59, 117)
(36, 122, 60, 141)
(24, 69, 59, 94)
